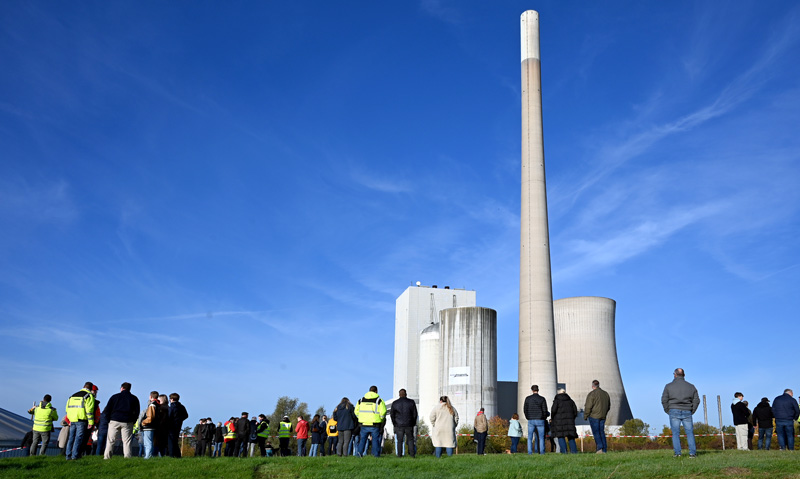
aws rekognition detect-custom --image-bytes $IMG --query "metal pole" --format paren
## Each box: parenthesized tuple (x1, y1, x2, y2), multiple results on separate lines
(717, 395, 725, 450)
(703, 395, 708, 425)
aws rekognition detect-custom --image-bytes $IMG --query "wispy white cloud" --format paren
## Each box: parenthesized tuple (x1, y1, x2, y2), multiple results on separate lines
(0, 178, 77, 224)
(349, 168, 413, 194)
(419, 0, 462, 25)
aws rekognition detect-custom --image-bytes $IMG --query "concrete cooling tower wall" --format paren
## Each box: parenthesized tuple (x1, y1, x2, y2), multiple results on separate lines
(554, 296, 633, 426)
(438, 307, 498, 427)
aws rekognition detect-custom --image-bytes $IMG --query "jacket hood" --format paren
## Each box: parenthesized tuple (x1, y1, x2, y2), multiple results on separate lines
(363, 391, 380, 400)
(732, 398, 742, 405)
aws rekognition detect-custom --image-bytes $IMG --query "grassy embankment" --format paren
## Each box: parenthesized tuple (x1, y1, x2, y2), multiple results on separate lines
(2, 450, 799, 479)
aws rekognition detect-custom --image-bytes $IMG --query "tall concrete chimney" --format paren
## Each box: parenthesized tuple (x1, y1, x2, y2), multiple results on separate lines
(518, 10, 558, 426)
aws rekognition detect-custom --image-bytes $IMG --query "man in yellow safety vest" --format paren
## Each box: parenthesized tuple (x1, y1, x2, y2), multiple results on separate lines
(278, 415, 292, 456)
(27, 394, 59, 456)
(354, 385, 387, 457)
(64, 381, 96, 460)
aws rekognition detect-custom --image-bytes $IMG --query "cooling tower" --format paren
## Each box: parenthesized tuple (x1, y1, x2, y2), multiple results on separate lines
(519, 9, 558, 423)
(554, 296, 633, 425)
(439, 307, 498, 427)
(418, 322, 441, 428)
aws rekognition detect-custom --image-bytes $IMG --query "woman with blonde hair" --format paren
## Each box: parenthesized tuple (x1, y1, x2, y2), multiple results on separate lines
(430, 396, 459, 457)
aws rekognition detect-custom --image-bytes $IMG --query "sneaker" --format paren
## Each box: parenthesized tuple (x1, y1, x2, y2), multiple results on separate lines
(596, 450, 604, 454)
(689, 455, 697, 459)
(673, 454, 681, 457)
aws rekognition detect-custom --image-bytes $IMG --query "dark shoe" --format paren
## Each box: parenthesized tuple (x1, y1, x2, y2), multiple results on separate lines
(689, 455, 696, 458)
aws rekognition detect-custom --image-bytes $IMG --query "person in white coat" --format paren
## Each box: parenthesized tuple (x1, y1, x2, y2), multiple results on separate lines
(429, 396, 459, 458)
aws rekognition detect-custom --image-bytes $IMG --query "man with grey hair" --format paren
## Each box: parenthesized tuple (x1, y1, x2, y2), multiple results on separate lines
(584, 379, 610, 454)
(661, 368, 699, 458)
(772, 388, 799, 451)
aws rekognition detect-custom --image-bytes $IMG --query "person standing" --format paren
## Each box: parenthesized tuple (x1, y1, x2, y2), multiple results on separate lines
(309, 414, 322, 456)
(102, 382, 140, 459)
(333, 398, 357, 456)
(65, 381, 96, 460)
(474, 408, 488, 456)
(296, 415, 309, 456)
(319, 415, 328, 456)
(430, 396, 458, 458)
(661, 368, 699, 458)
(167, 393, 188, 458)
(390, 389, 418, 458)
(27, 394, 59, 456)
(256, 414, 270, 457)
(326, 416, 339, 456)
(551, 388, 579, 454)
(213, 421, 224, 457)
(772, 388, 800, 451)
(234, 412, 250, 458)
(508, 413, 523, 453)
(277, 416, 292, 457)
(223, 417, 237, 456)
(523, 385, 549, 455)
(584, 379, 611, 454)
(752, 397, 774, 450)
(194, 419, 207, 457)
(731, 392, 749, 450)
(354, 386, 387, 458)
(137, 391, 160, 459)
(58, 416, 70, 455)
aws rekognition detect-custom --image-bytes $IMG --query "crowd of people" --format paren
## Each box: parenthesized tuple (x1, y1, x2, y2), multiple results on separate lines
(20, 370, 800, 459)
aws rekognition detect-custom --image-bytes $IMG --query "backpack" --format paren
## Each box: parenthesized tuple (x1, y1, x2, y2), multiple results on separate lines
(328, 423, 337, 434)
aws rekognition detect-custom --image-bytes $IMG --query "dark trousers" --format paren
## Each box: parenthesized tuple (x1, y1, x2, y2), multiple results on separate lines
(327, 436, 338, 455)
(320, 437, 327, 455)
(395, 427, 415, 457)
(168, 427, 182, 458)
(475, 431, 487, 455)
(196, 439, 207, 457)
(279, 437, 290, 456)
(234, 437, 248, 457)
(257, 437, 266, 457)
(225, 441, 236, 456)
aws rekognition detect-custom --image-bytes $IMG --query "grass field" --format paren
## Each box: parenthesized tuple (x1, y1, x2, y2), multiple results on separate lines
(1, 450, 798, 479)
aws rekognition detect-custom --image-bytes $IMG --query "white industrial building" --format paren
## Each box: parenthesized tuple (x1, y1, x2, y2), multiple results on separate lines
(393, 283, 475, 402)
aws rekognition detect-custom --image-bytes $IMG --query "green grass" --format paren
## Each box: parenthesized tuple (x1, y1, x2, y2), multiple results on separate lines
(2, 450, 799, 479)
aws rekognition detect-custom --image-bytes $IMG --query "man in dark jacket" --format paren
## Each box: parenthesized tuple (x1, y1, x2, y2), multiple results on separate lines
(731, 392, 750, 450)
(523, 385, 549, 455)
(772, 389, 799, 451)
(167, 393, 189, 458)
(390, 389, 418, 458)
(234, 412, 250, 458)
(661, 368, 699, 457)
(752, 398, 774, 450)
(102, 382, 141, 459)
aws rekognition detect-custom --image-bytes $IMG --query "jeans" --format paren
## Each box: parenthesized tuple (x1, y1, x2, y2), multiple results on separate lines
(297, 438, 307, 456)
(527, 420, 545, 455)
(105, 421, 134, 458)
(31, 431, 50, 456)
(758, 427, 772, 450)
(775, 420, 794, 450)
(588, 417, 607, 452)
(475, 431, 487, 455)
(350, 435, 360, 455)
(66, 421, 88, 460)
(510, 436, 520, 453)
(359, 426, 381, 457)
(668, 409, 696, 456)
(94, 427, 107, 456)
(142, 430, 155, 459)
(309, 443, 319, 456)
(557, 437, 577, 453)
(434, 446, 454, 457)
(213, 441, 222, 457)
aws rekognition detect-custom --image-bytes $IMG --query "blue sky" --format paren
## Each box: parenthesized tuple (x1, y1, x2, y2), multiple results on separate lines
(2, 0, 798, 434)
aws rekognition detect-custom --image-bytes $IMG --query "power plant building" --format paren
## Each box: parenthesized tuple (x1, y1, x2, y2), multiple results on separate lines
(393, 284, 475, 402)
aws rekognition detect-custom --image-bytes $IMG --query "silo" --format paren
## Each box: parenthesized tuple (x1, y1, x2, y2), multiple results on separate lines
(439, 307, 498, 427)
(418, 322, 440, 427)
(554, 297, 633, 425)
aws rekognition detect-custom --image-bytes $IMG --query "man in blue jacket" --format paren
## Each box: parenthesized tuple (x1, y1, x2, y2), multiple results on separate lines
(772, 389, 799, 451)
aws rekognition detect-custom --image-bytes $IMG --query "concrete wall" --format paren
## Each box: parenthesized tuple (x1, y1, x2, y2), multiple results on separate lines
(554, 296, 633, 426)
(418, 322, 440, 428)
(439, 307, 498, 428)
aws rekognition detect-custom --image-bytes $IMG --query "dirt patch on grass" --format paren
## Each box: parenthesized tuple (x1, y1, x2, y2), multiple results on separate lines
(721, 467, 750, 477)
